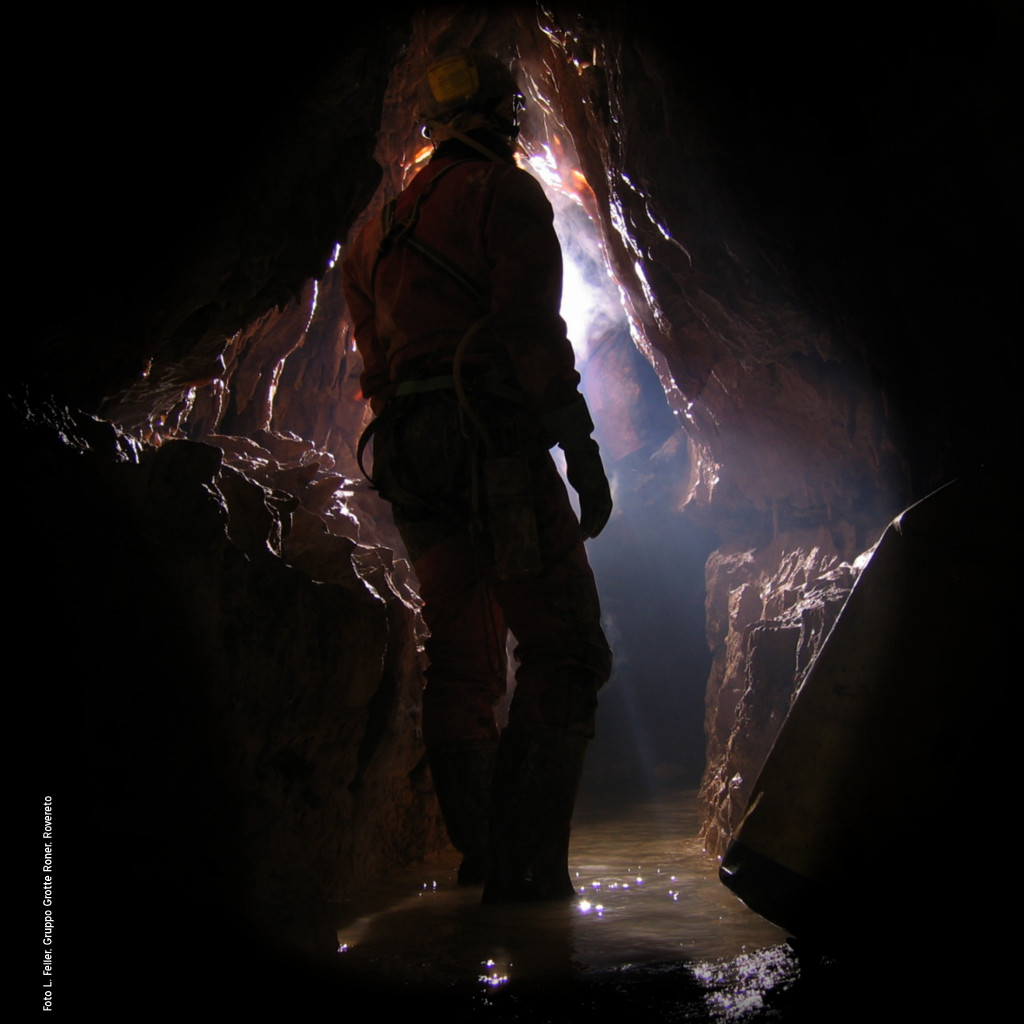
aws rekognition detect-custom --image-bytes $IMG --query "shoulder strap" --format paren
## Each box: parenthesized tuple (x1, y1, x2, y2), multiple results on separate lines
(370, 159, 486, 305)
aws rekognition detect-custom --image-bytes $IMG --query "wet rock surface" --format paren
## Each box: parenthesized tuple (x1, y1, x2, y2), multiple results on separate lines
(22, 4, 1017, 1013)
(698, 533, 863, 858)
(17, 395, 443, 970)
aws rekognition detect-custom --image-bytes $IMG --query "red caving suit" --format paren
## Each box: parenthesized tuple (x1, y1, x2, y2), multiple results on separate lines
(342, 142, 611, 750)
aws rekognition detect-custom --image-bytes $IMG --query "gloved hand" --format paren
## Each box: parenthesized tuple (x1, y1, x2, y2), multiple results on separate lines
(540, 397, 613, 539)
(564, 440, 612, 538)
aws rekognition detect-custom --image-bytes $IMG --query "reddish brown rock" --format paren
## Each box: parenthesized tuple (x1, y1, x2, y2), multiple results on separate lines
(698, 531, 864, 859)
(18, 7, 1015, 991)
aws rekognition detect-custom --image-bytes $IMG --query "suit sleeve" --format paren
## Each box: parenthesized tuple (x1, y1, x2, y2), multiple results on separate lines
(484, 169, 581, 415)
(341, 219, 392, 409)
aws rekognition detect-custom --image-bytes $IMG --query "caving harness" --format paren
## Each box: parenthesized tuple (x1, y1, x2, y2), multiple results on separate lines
(354, 155, 542, 577)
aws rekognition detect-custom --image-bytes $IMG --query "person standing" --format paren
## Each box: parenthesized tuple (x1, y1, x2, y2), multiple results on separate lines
(343, 50, 612, 901)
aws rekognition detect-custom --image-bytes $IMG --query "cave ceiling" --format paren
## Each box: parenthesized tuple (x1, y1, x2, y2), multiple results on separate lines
(20, 3, 1018, 538)
(17, 5, 1018, 987)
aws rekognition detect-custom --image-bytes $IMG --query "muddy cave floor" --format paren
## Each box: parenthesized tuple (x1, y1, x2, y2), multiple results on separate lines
(299, 791, 998, 1022)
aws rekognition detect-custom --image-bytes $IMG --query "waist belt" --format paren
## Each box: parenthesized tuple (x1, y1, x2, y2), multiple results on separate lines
(394, 374, 457, 397)
(393, 371, 525, 406)
(357, 368, 526, 489)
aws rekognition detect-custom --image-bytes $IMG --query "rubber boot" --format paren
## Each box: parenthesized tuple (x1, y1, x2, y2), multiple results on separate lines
(482, 725, 588, 903)
(428, 742, 497, 886)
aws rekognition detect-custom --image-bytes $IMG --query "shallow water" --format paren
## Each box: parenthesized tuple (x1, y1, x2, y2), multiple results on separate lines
(333, 790, 786, 1000)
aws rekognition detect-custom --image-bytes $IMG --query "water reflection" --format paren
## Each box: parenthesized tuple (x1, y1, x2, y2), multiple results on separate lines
(333, 791, 785, 1003)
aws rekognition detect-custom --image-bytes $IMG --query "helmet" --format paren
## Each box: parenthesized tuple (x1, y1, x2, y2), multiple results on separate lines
(417, 50, 522, 138)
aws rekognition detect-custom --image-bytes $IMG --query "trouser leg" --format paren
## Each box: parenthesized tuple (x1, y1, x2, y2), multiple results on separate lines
(413, 535, 507, 748)
(412, 535, 506, 883)
(494, 452, 611, 733)
(482, 719, 591, 902)
(427, 741, 497, 885)
(483, 453, 612, 902)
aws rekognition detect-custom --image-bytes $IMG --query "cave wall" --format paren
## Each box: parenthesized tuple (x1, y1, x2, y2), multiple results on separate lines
(23, 10, 443, 978)
(313, 4, 1015, 855)
(22, 1, 1018, 974)
(15, 395, 443, 976)
(500, 4, 1016, 855)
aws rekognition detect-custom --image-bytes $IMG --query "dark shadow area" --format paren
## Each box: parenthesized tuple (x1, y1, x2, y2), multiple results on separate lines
(23, 4, 1018, 1019)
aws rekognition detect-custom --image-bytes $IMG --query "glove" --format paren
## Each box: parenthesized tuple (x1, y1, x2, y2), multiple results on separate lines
(564, 440, 612, 538)
(540, 397, 613, 539)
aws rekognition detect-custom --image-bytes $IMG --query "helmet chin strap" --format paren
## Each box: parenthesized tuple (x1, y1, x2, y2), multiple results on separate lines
(425, 111, 517, 163)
